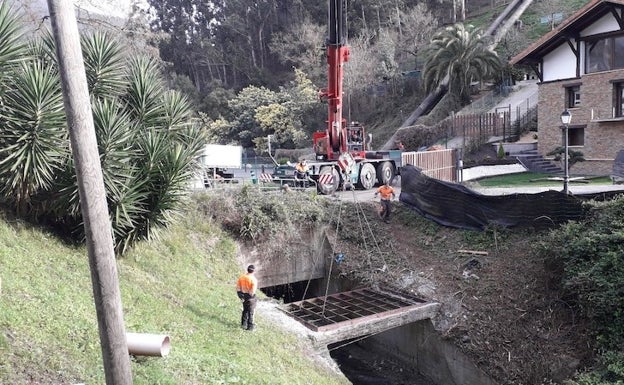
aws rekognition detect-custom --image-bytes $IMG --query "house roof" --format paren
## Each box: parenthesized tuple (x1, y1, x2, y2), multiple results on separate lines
(510, 0, 624, 66)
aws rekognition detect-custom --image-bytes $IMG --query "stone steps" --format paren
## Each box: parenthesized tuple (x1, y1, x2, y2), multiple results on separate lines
(514, 149, 562, 174)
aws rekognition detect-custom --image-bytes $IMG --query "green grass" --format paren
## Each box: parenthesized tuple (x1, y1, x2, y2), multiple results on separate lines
(0, 204, 349, 385)
(476, 172, 612, 187)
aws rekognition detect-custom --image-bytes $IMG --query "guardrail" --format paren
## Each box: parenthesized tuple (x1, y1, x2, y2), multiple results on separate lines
(190, 176, 319, 193)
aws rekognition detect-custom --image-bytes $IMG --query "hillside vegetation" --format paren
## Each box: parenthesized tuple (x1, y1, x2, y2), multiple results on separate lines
(2, 181, 624, 384)
(0, 200, 348, 385)
(180, 187, 624, 385)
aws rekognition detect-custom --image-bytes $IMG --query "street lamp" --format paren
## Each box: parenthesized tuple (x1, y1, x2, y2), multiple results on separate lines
(560, 109, 572, 194)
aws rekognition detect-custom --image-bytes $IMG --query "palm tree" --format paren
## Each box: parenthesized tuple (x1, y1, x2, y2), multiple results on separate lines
(422, 23, 501, 105)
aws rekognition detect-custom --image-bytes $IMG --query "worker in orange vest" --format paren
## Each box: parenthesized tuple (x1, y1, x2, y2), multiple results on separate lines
(236, 264, 258, 331)
(374, 182, 396, 223)
(294, 159, 309, 188)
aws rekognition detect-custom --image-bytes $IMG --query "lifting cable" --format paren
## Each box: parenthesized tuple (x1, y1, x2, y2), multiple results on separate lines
(298, 184, 346, 311)
(351, 188, 388, 272)
(320, 187, 345, 317)
(297, 182, 391, 321)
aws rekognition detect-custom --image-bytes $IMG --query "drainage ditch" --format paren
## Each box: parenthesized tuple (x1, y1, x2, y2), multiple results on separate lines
(263, 277, 496, 385)
(329, 339, 434, 385)
(262, 280, 438, 384)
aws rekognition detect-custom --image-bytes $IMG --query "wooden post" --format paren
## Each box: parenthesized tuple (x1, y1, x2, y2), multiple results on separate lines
(46, 1, 132, 384)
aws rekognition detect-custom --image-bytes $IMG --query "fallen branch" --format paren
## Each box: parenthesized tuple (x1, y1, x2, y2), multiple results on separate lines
(457, 249, 489, 256)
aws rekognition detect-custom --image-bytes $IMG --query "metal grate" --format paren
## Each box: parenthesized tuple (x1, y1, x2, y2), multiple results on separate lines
(281, 288, 427, 332)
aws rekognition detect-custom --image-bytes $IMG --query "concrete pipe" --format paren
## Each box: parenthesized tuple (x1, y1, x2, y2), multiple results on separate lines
(126, 332, 171, 357)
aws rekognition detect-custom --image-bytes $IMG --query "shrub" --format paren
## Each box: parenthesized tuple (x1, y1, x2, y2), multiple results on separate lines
(538, 196, 624, 350)
(497, 142, 505, 159)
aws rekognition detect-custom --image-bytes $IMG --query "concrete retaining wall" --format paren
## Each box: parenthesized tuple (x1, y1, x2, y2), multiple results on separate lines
(492, 141, 536, 155)
(249, 226, 331, 288)
(366, 320, 498, 385)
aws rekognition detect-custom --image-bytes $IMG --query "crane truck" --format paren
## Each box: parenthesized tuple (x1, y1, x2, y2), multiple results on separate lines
(272, 0, 403, 195)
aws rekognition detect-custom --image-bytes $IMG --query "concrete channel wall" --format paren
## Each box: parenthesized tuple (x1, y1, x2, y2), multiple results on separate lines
(366, 321, 498, 385)
(251, 226, 331, 289)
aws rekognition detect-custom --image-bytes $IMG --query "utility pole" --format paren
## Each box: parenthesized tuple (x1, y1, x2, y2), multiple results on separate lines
(46, 1, 132, 384)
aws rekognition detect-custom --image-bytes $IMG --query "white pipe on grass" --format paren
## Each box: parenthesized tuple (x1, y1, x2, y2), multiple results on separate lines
(126, 333, 171, 357)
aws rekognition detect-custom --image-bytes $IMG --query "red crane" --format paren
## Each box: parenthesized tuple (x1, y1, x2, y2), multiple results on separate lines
(273, 0, 402, 195)
(314, 0, 365, 162)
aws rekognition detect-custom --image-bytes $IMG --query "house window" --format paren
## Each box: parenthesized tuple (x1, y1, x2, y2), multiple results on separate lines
(615, 35, 624, 69)
(616, 82, 624, 117)
(585, 35, 624, 73)
(566, 85, 580, 108)
(566, 127, 585, 147)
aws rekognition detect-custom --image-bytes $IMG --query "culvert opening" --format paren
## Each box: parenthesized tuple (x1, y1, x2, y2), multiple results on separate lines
(264, 278, 494, 385)
(260, 279, 324, 303)
(328, 338, 433, 385)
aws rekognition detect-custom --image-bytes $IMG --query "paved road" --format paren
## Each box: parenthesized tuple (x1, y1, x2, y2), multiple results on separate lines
(471, 184, 624, 196)
(330, 175, 624, 201)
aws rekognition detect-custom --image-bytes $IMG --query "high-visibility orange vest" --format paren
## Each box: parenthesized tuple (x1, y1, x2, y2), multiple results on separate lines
(377, 185, 394, 200)
(236, 273, 257, 295)
(296, 162, 308, 173)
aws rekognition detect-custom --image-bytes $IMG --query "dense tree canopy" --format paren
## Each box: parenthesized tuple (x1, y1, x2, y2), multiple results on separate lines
(145, 0, 444, 137)
(204, 68, 320, 152)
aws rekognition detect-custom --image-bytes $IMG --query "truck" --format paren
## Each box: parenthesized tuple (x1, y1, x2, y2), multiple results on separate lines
(273, 0, 403, 195)
(196, 144, 243, 187)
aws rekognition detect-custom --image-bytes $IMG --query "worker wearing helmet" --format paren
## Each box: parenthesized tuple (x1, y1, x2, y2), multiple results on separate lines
(236, 264, 258, 330)
(374, 182, 396, 223)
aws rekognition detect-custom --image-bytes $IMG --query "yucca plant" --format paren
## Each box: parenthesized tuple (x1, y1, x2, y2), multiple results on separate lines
(27, 29, 57, 71)
(81, 31, 126, 100)
(0, 60, 68, 216)
(0, 10, 205, 253)
(124, 56, 166, 127)
(0, 1, 27, 77)
(46, 98, 145, 229)
(120, 125, 204, 253)
(50, 51, 204, 253)
(0, 0, 29, 150)
(160, 89, 193, 130)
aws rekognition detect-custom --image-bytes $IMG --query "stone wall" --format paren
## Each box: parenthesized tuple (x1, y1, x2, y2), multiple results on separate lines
(537, 69, 624, 176)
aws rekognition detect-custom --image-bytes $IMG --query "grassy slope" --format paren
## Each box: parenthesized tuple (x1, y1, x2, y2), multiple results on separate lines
(0, 207, 348, 385)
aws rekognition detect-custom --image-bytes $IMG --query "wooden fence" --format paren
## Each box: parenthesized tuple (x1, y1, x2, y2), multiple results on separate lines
(402, 148, 458, 182)
(450, 111, 507, 142)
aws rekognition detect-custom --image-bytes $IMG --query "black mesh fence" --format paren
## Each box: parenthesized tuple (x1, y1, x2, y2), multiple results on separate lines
(399, 164, 592, 230)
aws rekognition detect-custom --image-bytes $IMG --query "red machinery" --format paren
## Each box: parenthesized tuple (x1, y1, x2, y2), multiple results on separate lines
(314, 0, 367, 161)
(274, 0, 402, 195)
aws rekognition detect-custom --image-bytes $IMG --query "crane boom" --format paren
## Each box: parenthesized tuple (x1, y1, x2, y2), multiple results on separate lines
(326, 0, 348, 155)
(275, 0, 403, 195)
(317, 0, 354, 160)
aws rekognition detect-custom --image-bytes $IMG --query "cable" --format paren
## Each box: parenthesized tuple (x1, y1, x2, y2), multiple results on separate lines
(321, 187, 345, 317)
